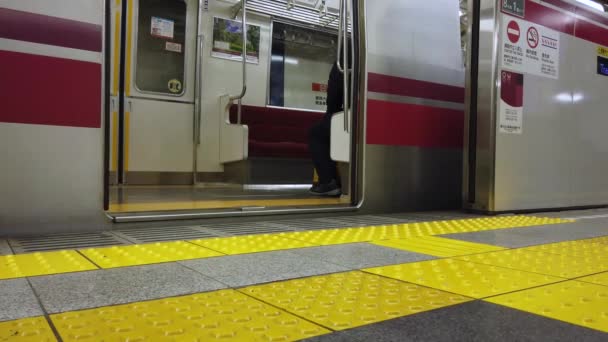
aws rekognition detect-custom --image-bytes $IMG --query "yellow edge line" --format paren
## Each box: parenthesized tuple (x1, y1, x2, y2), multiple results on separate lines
(112, 10, 121, 95)
(111, 111, 118, 171)
(123, 111, 130, 172)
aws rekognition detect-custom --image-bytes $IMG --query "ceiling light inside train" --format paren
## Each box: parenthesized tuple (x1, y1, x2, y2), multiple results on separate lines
(576, 0, 605, 11)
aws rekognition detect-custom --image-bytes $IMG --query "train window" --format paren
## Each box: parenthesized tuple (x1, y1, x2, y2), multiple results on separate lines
(135, 0, 187, 95)
(268, 22, 337, 111)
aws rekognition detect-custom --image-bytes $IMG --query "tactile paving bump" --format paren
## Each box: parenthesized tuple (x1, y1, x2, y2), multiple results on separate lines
(51, 289, 329, 341)
(457, 249, 608, 278)
(364, 259, 564, 299)
(372, 236, 505, 257)
(241, 271, 472, 331)
(487, 280, 608, 333)
(0, 250, 98, 280)
(79, 241, 223, 268)
(0, 316, 56, 341)
(189, 234, 317, 255)
(578, 272, 608, 287)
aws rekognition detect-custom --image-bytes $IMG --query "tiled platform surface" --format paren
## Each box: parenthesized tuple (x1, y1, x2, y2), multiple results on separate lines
(0, 211, 607, 341)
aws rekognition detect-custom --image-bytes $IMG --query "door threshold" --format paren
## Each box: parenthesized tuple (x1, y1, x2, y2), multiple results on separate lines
(107, 204, 356, 223)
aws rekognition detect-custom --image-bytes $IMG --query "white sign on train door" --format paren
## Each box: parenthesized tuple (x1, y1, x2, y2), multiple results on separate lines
(500, 15, 560, 79)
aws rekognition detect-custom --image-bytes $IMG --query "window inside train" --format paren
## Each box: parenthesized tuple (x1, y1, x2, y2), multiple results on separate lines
(268, 22, 337, 111)
(135, 0, 187, 95)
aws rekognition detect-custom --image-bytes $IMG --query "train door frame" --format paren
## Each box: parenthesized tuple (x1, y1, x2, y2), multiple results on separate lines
(105, 0, 368, 222)
(110, 0, 199, 187)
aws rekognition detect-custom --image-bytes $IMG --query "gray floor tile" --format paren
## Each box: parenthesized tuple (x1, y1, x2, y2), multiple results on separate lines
(0, 240, 12, 255)
(0, 279, 44, 321)
(290, 243, 435, 269)
(445, 221, 608, 248)
(306, 301, 608, 342)
(179, 250, 348, 288)
(29, 263, 226, 313)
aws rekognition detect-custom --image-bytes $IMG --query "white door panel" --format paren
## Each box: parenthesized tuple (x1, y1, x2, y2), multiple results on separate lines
(331, 111, 350, 163)
(127, 99, 193, 172)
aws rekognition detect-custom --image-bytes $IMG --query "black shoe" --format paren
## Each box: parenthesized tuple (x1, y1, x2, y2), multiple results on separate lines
(309, 180, 341, 197)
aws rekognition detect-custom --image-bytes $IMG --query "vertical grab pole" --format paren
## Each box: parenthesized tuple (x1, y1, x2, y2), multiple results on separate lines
(193, 0, 205, 184)
(342, 0, 349, 132)
(229, 0, 247, 122)
(347, 0, 355, 134)
(336, 0, 344, 73)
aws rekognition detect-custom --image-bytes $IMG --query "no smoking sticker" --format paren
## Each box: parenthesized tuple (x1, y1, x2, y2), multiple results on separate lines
(527, 27, 539, 48)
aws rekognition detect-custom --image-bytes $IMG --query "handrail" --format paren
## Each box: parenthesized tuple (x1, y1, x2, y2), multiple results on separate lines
(229, 0, 248, 122)
(347, 0, 355, 134)
(342, 0, 349, 132)
(336, 0, 344, 73)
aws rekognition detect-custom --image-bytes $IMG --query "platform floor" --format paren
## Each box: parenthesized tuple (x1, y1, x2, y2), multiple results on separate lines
(109, 185, 347, 212)
(1, 210, 608, 341)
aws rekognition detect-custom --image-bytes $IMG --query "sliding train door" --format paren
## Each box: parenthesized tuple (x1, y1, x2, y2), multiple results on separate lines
(107, 0, 364, 220)
(111, 0, 198, 186)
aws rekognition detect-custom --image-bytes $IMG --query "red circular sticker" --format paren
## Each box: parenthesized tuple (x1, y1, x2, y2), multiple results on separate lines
(527, 27, 539, 48)
(507, 20, 520, 44)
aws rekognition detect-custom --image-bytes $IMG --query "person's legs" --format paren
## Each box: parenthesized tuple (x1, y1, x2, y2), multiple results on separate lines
(309, 117, 340, 196)
(310, 117, 337, 184)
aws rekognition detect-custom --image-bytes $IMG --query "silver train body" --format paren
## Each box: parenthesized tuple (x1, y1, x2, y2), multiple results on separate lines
(0, 0, 606, 235)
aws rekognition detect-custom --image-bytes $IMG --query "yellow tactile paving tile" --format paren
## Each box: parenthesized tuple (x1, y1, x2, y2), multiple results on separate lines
(241, 271, 472, 331)
(363, 259, 564, 299)
(79, 241, 223, 268)
(577, 272, 608, 287)
(51, 289, 329, 341)
(0, 316, 56, 341)
(0, 250, 98, 280)
(372, 236, 505, 257)
(279, 216, 573, 245)
(519, 239, 608, 258)
(190, 234, 317, 255)
(486, 280, 608, 333)
(279, 226, 404, 245)
(457, 249, 608, 279)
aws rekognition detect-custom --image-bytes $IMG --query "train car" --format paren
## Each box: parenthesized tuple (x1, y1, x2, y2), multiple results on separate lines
(0, 0, 467, 234)
(9, 0, 606, 235)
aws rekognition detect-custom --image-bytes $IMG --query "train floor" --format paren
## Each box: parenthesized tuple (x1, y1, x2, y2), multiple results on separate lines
(109, 184, 347, 213)
(1, 209, 608, 340)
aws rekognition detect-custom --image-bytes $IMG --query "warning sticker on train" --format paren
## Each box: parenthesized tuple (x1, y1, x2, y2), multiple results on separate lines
(499, 70, 524, 135)
(168, 79, 182, 93)
(501, 16, 559, 79)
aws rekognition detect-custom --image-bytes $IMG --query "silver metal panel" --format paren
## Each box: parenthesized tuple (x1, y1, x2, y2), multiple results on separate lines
(493, 28, 573, 210)
(361, 145, 463, 213)
(467, 1, 608, 212)
(463, 0, 500, 211)
(568, 36, 608, 206)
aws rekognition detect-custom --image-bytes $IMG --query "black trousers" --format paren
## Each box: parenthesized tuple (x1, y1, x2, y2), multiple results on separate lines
(309, 63, 344, 185)
(309, 115, 336, 185)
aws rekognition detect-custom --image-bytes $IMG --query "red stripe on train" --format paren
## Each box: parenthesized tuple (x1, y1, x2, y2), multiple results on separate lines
(0, 8, 102, 52)
(0, 50, 101, 128)
(368, 73, 465, 104)
(366, 99, 464, 148)
(524, 0, 608, 47)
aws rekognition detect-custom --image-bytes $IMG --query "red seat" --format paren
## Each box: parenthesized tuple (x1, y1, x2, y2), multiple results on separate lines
(230, 105, 323, 158)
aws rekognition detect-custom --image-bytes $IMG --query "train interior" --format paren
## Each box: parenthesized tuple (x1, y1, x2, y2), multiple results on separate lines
(107, 0, 358, 216)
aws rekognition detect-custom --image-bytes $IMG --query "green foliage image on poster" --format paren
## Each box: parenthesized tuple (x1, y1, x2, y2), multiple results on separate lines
(212, 17, 260, 63)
